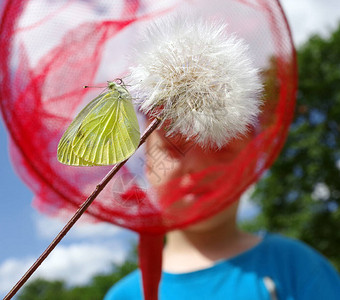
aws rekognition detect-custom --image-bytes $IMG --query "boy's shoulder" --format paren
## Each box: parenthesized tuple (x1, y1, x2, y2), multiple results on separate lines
(258, 233, 320, 257)
(257, 233, 331, 265)
(250, 233, 340, 298)
(104, 269, 142, 300)
(104, 234, 340, 300)
(248, 233, 335, 274)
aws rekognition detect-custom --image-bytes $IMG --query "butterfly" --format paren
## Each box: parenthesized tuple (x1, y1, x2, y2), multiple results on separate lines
(57, 80, 140, 166)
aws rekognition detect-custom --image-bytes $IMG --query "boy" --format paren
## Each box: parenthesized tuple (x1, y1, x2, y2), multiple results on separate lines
(104, 126, 340, 299)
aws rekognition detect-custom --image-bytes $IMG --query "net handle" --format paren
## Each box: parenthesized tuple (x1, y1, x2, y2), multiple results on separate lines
(3, 118, 161, 300)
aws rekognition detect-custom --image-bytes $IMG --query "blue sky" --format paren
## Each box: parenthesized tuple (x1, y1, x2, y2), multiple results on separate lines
(0, 118, 137, 295)
(0, 118, 37, 259)
(1, 0, 340, 298)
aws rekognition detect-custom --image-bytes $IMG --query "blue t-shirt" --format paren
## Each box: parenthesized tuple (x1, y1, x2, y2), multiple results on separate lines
(104, 234, 340, 299)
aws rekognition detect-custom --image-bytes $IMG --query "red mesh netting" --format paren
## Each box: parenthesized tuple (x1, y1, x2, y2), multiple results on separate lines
(0, 1, 296, 298)
(0, 0, 296, 234)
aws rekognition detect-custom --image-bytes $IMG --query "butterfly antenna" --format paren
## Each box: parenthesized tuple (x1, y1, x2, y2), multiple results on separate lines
(83, 85, 105, 89)
(83, 84, 108, 95)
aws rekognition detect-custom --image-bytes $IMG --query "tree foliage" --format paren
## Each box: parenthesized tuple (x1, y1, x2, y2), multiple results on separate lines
(244, 22, 340, 270)
(17, 255, 137, 300)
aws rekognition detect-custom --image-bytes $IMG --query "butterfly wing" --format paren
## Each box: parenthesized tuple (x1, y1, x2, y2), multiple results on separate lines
(57, 93, 106, 166)
(71, 89, 140, 165)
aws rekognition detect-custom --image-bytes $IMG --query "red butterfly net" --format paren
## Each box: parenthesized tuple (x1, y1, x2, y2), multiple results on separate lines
(0, 0, 297, 299)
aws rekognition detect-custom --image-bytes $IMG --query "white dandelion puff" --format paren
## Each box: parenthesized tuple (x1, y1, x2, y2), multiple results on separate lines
(130, 16, 263, 148)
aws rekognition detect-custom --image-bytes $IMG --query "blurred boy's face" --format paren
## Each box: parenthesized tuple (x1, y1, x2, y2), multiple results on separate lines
(144, 121, 255, 232)
(145, 122, 253, 187)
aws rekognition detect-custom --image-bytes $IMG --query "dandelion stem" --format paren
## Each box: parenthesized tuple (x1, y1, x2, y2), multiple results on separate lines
(3, 117, 161, 300)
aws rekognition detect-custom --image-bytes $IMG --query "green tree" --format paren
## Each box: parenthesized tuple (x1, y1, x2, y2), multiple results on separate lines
(17, 251, 137, 300)
(16, 279, 67, 300)
(244, 22, 340, 270)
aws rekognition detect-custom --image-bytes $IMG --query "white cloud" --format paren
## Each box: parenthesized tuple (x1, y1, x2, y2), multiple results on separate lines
(336, 159, 340, 170)
(281, 0, 340, 45)
(35, 243, 126, 284)
(0, 242, 128, 296)
(1, 213, 138, 298)
(312, 182, 330, 201)
(0, 213, 137, 297)
(237, 185, 260, 222)
(0, 257, 35, 296)
(34, 212, 123, 240)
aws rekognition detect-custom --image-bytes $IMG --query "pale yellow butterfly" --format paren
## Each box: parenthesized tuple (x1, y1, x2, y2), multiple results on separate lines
(57, 80, 140, 166)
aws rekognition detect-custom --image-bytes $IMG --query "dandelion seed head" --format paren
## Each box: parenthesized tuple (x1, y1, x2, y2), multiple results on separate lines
(130, 16, 263, 148)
